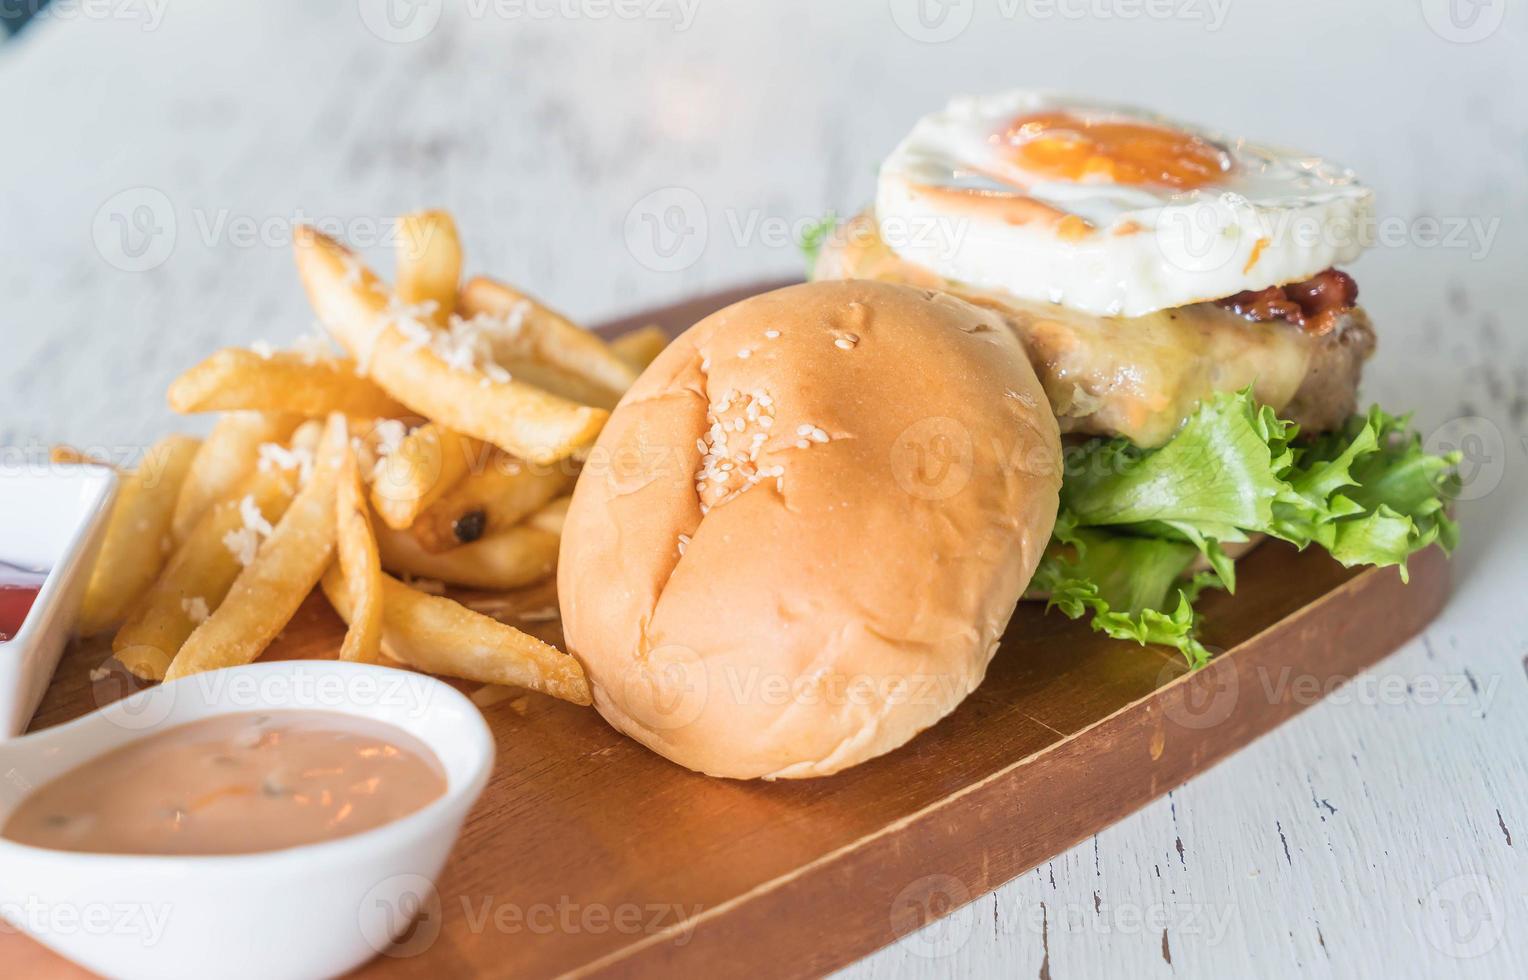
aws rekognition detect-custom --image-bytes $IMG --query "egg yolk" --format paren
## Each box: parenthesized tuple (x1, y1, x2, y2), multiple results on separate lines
(997, 111, 1231, 190)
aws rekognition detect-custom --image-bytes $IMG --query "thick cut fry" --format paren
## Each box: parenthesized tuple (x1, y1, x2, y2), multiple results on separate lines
(288, 418, 326, 448)
(336, 446, 383, 663)
(163, 416, 347, 681)
(525, 495, 571, 536)
(395, 210, 462, 328)
(293, 228, 605, 463)
(168, 348, 408, 419)
(321, 566, 591, 705)
(459, 276, 638, 396)
(490, 358, 626, 410)
(113, 444, 308, 679)
(369, 423, 482, 530)
(375, 521, 558, 590)
(78, 435, 201, 636)
(409, 457, 573, 551)
(171, 411, 300, 544)
(610, 324, 669, 373)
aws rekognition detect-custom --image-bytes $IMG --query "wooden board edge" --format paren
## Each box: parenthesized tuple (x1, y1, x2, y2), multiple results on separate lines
(593, 279, 799, 339)
(586, 547, 1451, 978)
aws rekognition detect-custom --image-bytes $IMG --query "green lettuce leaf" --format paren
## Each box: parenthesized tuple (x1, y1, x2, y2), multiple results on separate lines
(1291, 407, 1462, 573)
(1030, 521, 1216, 667)
(797, 212, 840, 277)
(1038, 390, 1460, 665)
(1061, 392, 1296, 540)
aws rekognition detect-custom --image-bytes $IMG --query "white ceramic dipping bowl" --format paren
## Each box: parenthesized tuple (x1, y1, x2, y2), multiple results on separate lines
(0, 659, 494, 980)
(0, 464, 118, 737)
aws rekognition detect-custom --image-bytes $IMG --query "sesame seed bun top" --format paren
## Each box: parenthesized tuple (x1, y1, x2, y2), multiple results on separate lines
(558, 280, 1061, 779)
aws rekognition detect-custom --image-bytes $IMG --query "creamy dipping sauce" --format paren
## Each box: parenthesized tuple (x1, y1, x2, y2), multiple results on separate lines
(2, 712, 447, 855)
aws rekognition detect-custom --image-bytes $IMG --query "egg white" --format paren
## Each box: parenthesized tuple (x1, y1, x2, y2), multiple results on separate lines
(876, 91, 1374, 317)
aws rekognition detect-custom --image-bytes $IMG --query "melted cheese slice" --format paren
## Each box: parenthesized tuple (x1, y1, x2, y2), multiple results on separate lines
(817, 211, 1323, 448)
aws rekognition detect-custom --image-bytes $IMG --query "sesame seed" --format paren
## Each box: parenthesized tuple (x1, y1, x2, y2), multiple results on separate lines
(693, 386, 786, 512)
(764, 329, 780, 339)
(795, 439, 809, 449)
(796, 424, 813, 436)
(834, 337, 855, 350)
(737, 348, 751, 359)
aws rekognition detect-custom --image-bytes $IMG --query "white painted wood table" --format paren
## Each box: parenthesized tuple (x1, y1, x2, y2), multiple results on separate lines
(2, 2, 1525, 977)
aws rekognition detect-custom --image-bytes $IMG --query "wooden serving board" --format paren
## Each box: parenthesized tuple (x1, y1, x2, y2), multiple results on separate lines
(6, 284, 1452, 979)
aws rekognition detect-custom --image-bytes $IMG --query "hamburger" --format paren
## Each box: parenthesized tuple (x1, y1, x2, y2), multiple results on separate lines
(809, 92, 1459, 667)
(558, 94, 1460, 780)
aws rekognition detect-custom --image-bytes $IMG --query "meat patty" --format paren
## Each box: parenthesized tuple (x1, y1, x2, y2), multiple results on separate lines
(1281, 309, 1376, 434)
(815, 212, 1375, 447)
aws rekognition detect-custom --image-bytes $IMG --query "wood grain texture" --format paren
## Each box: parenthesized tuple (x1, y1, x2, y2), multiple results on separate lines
(2, 4, 1525, 978)
(4, 286, 1454, 978)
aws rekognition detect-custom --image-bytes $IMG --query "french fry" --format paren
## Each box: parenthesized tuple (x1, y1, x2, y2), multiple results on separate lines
(409, 457, 573, 552)
(289, 418, 326, 447)
(50, 445, 119, 469)
(525, 495, 571, 536)
(77, 435, 201, 636)
(335, 445, 383, 663)
(470, 685, 522, 709)
(112, 425, 317, 679)
(396, 210, 462, 328)
(171, 411, 300, 544)
(369, 423, 482, 531)
(375, 521, 559, 591)
(459, 276, 637, 397)
(163, 415, 347, 681)
(293, 227, 606, 463)
(321, 566, 591, 705)
(609, 324, 669, 373)
(486, 357, 626, 410)
(167, 348, 408, 419)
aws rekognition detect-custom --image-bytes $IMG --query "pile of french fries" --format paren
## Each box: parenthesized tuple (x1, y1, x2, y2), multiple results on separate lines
(66, 210, 669, 707)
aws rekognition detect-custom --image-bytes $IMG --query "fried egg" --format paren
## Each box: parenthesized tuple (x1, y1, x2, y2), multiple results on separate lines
(876, 91, 1374, 317)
